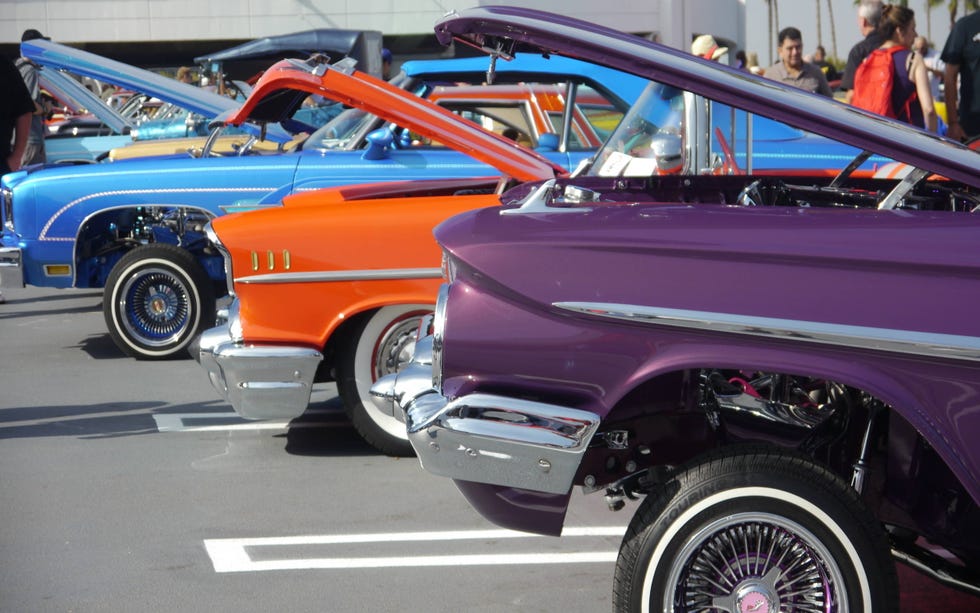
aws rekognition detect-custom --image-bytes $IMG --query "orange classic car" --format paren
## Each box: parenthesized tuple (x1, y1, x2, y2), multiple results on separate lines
(195, 55, 641, 455)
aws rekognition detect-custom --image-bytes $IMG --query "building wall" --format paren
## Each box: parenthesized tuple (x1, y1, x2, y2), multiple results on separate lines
(3, 1, 743, 47)
(1, 0, 745, 67)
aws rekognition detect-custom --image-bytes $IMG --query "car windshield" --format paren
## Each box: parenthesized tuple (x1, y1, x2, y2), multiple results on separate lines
(583, 80, 897, 179)
(305, 107, 373, 150)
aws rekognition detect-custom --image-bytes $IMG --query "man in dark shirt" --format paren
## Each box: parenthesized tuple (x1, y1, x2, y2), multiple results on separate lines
(17, 28, 49, 166)
(2, 53, 36, 303)
(841, 0, 885, 103)
(942, 10, 980, 141)
(2, 55, 34, 176)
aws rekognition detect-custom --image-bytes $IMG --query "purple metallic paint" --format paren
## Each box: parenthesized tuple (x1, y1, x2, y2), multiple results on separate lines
(453, 480, 572, 537)
(435, 197, 980, 510)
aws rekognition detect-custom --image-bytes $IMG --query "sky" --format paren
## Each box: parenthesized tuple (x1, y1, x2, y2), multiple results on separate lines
(743, 0, 961, 66)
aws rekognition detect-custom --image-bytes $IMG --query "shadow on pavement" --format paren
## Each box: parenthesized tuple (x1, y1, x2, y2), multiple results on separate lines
(76, 333, 129, 359)
(0, 296, 102, 320)
(282, 396, 381, 457)
(0, 399, 225, 440)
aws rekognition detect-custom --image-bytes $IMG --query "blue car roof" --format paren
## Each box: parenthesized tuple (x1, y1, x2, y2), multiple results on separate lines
(402, 54, 646, 107)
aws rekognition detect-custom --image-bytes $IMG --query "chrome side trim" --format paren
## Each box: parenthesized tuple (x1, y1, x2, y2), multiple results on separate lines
(235, 267, 442, 284)
(554, 302, 980, 363)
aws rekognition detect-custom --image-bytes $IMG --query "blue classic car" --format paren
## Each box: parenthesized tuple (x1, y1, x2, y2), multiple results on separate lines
(373, 7, 980, 612)
(1, 45, 642, 359)
(24, 40, 281, 164)
(37, 68, 135, 163)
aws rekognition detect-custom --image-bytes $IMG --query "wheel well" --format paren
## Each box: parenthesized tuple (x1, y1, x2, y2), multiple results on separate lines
(583, 366, 980, 571)
(315, 308, 376, 383)
(74, 205, 218, 288)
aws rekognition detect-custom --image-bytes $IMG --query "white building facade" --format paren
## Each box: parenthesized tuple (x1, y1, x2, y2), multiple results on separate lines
(2, 0, 745, 57)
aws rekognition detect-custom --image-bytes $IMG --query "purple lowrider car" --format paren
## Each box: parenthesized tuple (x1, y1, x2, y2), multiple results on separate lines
(373, 6, 980, 612)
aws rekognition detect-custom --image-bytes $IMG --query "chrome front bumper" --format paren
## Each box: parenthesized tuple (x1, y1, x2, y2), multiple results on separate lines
(371, 336, 600, 495)
(0, 246, 24, 288)
(195, 322, 323, 420)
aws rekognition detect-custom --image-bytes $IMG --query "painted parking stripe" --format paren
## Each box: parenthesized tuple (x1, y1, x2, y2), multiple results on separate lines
(205, 527, 627, 573)
(152, 411, 345, 432)
(153, 413, 287, 432)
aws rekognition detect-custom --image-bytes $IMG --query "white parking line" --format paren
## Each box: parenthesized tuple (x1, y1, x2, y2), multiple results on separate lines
(152, 411, 344, 432)
(153, 413, 287, 432)
(204, 527, 626, 573)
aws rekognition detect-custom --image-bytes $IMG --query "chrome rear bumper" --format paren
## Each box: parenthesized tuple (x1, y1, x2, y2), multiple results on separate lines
(371, 336, 600, 495)
(196, 322, 322, 420)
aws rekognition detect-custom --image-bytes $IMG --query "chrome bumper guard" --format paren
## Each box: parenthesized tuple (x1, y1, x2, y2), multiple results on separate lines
(371, 336, 600, 495)
(195, 322, 323, 420)
(0, 246, 24, 288)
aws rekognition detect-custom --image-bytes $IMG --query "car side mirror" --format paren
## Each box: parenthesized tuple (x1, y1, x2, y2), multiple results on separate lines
(362, 128, 394, 160)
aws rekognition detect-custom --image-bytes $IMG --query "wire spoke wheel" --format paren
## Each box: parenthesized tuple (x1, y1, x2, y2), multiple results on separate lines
(103, 244, 215, 360)
(121, 267, 192, 345)
(669, 513, 843, 613)
(612, 447, 898, 613)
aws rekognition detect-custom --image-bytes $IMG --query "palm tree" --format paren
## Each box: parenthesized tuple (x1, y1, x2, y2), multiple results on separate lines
(826, 0, 838, 59)
(925, 0, 945, 40)
(761, 0, 782, 64)
(816, 0, 822, 50)
(764, 0, 775, 64)
(951, 0, 980, 27)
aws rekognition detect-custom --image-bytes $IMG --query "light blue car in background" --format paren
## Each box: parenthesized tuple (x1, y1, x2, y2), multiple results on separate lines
(28, 40, 284, 163)
(1, 40, 645, 359)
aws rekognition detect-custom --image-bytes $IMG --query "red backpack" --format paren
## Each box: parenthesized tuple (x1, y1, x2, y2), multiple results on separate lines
(852, 45, 916, 120)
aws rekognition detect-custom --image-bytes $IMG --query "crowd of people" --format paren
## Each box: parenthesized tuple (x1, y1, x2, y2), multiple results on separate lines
(695, 1, 977, 140)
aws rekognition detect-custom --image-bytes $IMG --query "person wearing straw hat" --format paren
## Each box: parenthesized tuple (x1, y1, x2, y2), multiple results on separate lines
(691, 34, 728, 62)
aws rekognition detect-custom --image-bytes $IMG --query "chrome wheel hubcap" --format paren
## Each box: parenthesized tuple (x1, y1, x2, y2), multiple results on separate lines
(665, 512, 845, 613)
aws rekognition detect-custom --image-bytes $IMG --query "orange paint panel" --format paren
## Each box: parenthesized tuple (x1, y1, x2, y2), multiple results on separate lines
(216, 191, 500, 347)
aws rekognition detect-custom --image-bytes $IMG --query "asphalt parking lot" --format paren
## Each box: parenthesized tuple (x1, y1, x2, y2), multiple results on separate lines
(0, 286, 630, 612)
(3, 285, 979, 612)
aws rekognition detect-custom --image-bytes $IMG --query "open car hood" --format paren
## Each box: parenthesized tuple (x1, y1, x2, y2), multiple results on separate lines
(22, 39, 290, 143)
(226, 58, 565, 183)
(38, 67, 133, 135)
(194, 28, 384, 79)
(435, 6, 978, 188)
